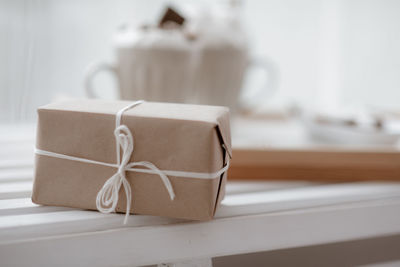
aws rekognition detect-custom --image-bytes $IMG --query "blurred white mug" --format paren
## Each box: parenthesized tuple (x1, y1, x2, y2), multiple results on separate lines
(84, 26, 278, 112)
(85, 27, 195, 103)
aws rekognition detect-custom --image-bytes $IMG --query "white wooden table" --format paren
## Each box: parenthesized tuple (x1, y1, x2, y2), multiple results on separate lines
(1, 125, 400, 266)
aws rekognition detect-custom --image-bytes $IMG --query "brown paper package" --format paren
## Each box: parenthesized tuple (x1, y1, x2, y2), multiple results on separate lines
(32, 100, 231, 221)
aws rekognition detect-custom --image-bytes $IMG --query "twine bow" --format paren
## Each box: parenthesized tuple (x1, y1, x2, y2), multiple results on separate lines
(95, 101, 175, 224)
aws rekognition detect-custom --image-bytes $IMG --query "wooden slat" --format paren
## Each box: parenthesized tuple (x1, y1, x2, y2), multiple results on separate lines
(225, 181, 322, 194)
(224, 182, 400, 206)
(219, 182, 400, 217)
(0, 181, 32, 199)
(0, 159, 34, 170)
(1, 181, 400, 244)
(0, 145, 33, 158)
(0, 210, 183, 244)
(1, 198, 400, 266)
(0, 198, 36, 210)
(0, 169, 33, 182)
(0, 198, 73, 216)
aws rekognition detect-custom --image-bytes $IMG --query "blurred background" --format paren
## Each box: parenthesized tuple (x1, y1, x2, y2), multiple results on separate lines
(2, 0, 400, 120)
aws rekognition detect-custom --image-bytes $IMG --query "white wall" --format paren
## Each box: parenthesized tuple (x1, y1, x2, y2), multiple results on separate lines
(340, 0, 400, 109)
(1, 0, 399, 122)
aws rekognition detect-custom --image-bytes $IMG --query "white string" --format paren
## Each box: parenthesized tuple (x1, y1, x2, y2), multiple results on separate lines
(34, 148, 229, 179)
(35, 101, 229, 224)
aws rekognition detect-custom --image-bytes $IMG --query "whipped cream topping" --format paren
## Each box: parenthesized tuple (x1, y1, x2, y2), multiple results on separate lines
(113, 26, 193, 51)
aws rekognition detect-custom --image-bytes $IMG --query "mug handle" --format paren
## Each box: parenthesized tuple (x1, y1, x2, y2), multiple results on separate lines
(84, 62, 118, 98)
(241, 57, 280, 111)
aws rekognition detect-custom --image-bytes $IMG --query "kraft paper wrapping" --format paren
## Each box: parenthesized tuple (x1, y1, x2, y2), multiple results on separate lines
(32, 100, 231, 220)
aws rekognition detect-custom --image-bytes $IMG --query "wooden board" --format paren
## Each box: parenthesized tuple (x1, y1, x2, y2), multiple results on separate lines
(229, 148, 400, 181)
(229, 117, 400, 181)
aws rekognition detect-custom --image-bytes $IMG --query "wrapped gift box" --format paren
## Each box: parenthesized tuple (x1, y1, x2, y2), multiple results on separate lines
(32, 100, 231, 221)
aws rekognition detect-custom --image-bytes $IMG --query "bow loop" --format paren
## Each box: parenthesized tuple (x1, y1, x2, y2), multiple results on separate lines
(96, 124, 136, 224)
(114, 125, 134, 166)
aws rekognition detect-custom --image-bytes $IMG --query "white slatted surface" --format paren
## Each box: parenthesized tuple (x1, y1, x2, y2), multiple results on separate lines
(1, 124, 400, 267)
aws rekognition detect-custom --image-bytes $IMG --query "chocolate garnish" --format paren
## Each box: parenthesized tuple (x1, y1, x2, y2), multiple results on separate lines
(159, 7, 185, 28)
